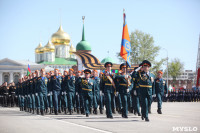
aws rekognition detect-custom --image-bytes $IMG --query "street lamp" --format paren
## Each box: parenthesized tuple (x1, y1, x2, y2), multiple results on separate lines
(163, 48, 169, 87)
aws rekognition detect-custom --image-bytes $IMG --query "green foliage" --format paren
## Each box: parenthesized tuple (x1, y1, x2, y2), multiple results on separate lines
(168, 58, 184, 81)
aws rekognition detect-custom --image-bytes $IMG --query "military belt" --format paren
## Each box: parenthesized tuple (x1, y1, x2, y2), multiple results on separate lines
(139, 85, 152, 88)
(136, 86, 139, 88)
(105, 83, 112, 86)
(119, 84, 130, 86)
(82, 88, 92, 91)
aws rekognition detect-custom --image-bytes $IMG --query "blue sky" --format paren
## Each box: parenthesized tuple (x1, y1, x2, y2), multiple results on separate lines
(0, 0, 199, 71)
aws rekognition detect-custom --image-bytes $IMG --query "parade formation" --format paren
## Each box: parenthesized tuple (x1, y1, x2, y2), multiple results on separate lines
(0, 60, 199, 122)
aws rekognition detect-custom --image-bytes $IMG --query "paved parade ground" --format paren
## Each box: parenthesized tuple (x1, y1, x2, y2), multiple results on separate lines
(0, 102, 200, 133)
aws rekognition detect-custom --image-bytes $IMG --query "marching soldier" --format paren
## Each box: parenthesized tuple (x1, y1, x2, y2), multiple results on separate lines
(131, 66, 142, 116)
(66, 68, 76, 114)
(78, 69, 95, 117)
(37, 69, 49, 115)
(2, 82, 9, 107)
(18, 78, 24, 111)
(115, 63, 133, 118)
(50, 69, 62, 115)
(9, 82, 16, 107)
(31, 73, 36, 114)
(154, 70, 168, 114)
(61, 70, 68, 114)
(133, 60, 155, 122)
(75, 71, 82, 114)
(101, 62, 116, 118)
(92, 70, 100, 114)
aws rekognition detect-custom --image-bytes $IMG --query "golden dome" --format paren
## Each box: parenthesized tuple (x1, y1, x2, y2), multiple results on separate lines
(35, 42, 44, 54)
(51, 25, 70, 45)
(44, 40, 55, 52)
(69, 43, 76, 54)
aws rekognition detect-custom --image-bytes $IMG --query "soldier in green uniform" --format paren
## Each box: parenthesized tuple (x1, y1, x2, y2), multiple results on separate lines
(78, 69, 95, 117)
(27, 74, 33, 113)
(115, 63, 133, 118)
(35, 70, 40, 114)
(101, 62, 116, 118)
(37, 69, 49, 115)
(75, 71, 82, 114)
(61, 70, 68, 114)
(67, 69, 76, 114)
(92, 70, 100, 114)
(9, 82, 16, 107)
(154, 70, 168, 114)
(31, 73, 36, 114)
(50, 69, 62, 115)
(17, 78, 24, 111)
(131, 65, 142, 116)
(133, 60, 155, 122)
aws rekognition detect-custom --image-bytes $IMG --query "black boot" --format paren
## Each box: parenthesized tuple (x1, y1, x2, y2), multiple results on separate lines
(37, 109, 39, 114)
(32, 109, 35, 114)
(157, 109, 162, 114)
(30, 108, 32, 113)
(112, 109, 116, 114)
(77, 108, 80, 114)
(70, 109, 73, 115)
(100, 109, 103, 114)
(141, 115, 144, 120)
(45, 108, 48, 114)
(58, 108, 61, 113)
(86, 113, 89, 117)
(138, 112, 141, 116)
(64, 108, 67, 114)
(148, 106, 151, 114)
(89, 108, 92, 114)
(50, 108, 53, 114)
(145, 117, 149, 122)
(55, 110, 58, 115)
(41, 109, 44, 116)
(93, 108, 97, 114)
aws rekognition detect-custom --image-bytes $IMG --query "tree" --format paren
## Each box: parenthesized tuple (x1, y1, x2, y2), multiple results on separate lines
(167, 58, 184, 86)
(117, 30, 165, 73)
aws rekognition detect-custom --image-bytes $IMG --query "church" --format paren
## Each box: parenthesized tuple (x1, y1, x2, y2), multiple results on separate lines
(35, 17, 118, 72)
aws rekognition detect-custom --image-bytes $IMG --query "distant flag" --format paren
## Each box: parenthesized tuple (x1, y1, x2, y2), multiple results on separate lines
(27, 64, 31, 76)
(120, 9, 131, 67)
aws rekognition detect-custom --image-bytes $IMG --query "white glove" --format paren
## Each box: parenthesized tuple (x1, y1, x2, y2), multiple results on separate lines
(152, 94, 156, 97)
(134, 90, 137, 95)
(35, 93, 38, 96)
(76, 92, 78, 95)
(115, 92, 119, 96)
(165, 94, 168, 97)
(47, 93, 50, 96)
(62, 92, 64, 95)
(63, 92, 66, 95)
(127, 89, 129, 93)
(135, 66, 142, 72)
(15, 96, 18, 98)
(100, 91, 102, 96)
(50, 91, 53, 95)
(32, 94, 34, 97)
(25, 95, 27, 97)
(19, 95, 21, 97)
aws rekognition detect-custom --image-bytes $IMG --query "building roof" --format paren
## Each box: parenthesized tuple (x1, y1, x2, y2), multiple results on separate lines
(39, 57, 77, 65)
(101, 57, 116, 64)
(76, 24, 91, 51)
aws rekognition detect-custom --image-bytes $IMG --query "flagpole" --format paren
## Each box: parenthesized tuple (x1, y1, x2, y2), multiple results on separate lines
(126, 61, 128, 90)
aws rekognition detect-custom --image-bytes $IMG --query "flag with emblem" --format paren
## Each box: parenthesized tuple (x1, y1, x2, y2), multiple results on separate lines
(27, 64, 31, 76)
(120, 10, 131, 67)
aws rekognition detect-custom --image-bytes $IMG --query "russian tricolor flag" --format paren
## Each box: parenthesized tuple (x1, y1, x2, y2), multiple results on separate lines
(27, 64, 31, 76)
